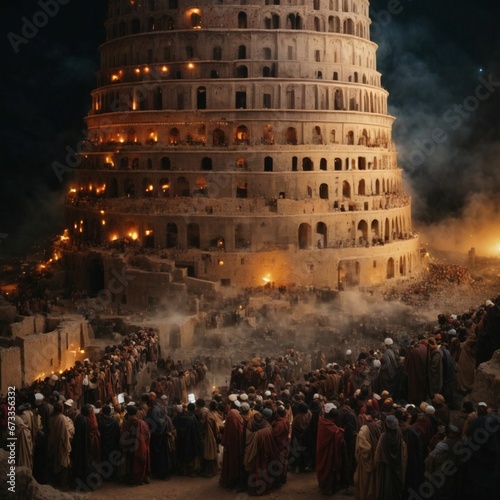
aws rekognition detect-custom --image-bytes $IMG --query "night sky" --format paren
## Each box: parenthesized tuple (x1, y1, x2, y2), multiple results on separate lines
(1, 0, 499, 257)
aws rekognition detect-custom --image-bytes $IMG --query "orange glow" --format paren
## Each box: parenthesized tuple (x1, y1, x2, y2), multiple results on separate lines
(135, 68, 140, 74)
(144, 66, 150, 73)
(111, 74, 119, 82)
(128, 231, 138, 240)
(218, 260, 224, 266)
(188, 63, 195, 69)
(110, 234, 118, 241)
(102, 220, 106, 226)
(145, 229, 153, 236)
(162, 66, 168, 72)
(263, 274, 271, 283)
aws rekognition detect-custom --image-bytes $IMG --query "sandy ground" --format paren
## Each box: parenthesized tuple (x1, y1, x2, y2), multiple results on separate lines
(89, 471, 353, 500)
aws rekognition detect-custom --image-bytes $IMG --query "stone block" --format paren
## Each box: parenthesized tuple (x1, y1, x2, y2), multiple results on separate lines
(471, 349, 500, 409)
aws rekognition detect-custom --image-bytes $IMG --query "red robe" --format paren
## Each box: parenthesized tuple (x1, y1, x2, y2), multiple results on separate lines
(244, 416, 279, 496)
(272, 416, 290, 485)
(220, 409, 244, 488)
(121, 417, 150, 485)
(316, 416, 347, 494)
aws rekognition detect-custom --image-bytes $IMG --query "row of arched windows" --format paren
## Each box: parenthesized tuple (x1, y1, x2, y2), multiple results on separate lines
(108, 11, 369, 40)
(73, 215, 408, 254)
(76, 174, 403, 201)
(81, 152, 391, 173)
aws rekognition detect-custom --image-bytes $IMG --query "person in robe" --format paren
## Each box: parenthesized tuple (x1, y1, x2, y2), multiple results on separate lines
(243, 410, 279, 496)
(427, 337, 444, 397)
(404, 337, 428, 404)
(380, 338, 401, 398)
(173, 403, 202, 476)
(97, 405, 120, 481)
(316, 404, 348, 495)
(271, 406, 291, 487)
(375, 414, 407, 500)
(120, 404, 151, 486)
(220, 403, 244, 488)
(203, 400, 223, 477)
(71, 403, 100, 487)
(291, 402, 312, 472)
(354, 418, 383, 500)
(15, 405, 34, 470)
(145, 394, 170, 480)
(48, 402, 74, 489)
(337, 398, 359, 492)
(456, 325, 477, 393)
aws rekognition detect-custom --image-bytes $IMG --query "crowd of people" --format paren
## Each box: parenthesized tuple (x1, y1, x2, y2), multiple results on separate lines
(1, 295, 500, 498)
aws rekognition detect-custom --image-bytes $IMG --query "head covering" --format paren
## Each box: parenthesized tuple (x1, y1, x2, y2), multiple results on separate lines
(372, 359, 381, 368)
(264, 390, 271, 397)
(233, 400, 241, 408)
(324, 402, 337, 413)
(478, 402, 488, 408)
(262, 408, 273, 418)
(64, 399, 74, 407)
(239, 393, 248, 401)
(432, 394, 445, 405)
(228, 394, 238, 402)
(346, 349, 352, 356)
(313, 393, 320, 400)
(34, 393, 43, 404)
(425, 405, 436, 415)
(419, 401, 428, 412)
(161, 395, 168, 401)
(434, 442, 449, 453)
(240, 402, 250, 413)
(384, 338, 393, 346)
(386, 415, 398, 430)
(485, 300, 494, 307)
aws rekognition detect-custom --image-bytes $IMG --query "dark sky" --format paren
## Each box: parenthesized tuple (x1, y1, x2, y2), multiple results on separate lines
(1, 0, 499, 256)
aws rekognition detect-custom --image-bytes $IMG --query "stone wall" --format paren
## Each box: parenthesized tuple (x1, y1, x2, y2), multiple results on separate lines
(0, 347, 22, 396)
(4, 316, 90, 388)
(471, 349, 500, 409)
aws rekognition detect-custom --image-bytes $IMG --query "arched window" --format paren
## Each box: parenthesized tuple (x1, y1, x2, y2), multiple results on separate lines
(169, 128, 180, 145)
(358, 179, 366, 195)
(159, 178, 170, 197)
(161, 157, 171, 170)
(347, 131, 354, 145)
(213, 128, 226, 146)
(124, 178, 135, 197)
(317, 222, 327, 248)
(194, 176, 208, 196)
(342, 180, 351, 198)
(143, 178, 154, 197)
(238, 12, 247, 28)
(264, 156, 273, 172)
(387, 258, 395, 279)
(302, 157, 313, 171)
(120, 157, 129, 170)
(292, 156, 298, 171)
(201, 157, 213, 171)
(238, 45, 246, 59)
(236, 125, 249, 144)
(191, 12, 201, 28)
(320, 158, 327, 170)
(285, 127, 297, 145)
(236, 65, 248, 78)
(319, 183, 329, 199)
(166, 223, 178, 248)
(298, 223, 312, 249)
(197, 86, 206, 109)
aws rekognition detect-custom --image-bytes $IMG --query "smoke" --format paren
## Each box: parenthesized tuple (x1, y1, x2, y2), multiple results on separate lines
(372, 2, 500, 256)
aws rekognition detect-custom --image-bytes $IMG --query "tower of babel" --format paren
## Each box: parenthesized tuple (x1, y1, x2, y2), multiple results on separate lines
(64, 0, 422, 299)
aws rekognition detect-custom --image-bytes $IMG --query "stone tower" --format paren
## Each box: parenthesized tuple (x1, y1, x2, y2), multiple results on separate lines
(65, 0, 421, 293)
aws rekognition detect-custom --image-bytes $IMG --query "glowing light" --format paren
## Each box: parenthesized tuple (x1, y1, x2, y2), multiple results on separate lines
(162, 66, 168, 72)
(218, 259, 224, 266)
(262, 274, 271, 283)
(102, 220, 106, 226)
(111, 74, 119, 82)
(145, 229, 153, 236)
(128, 231, 138, 240)
(144, 66, 150, 73)
(188, 63, 195, 69)
(100, 210, 105, 215)
(69, 188, 76, 194)
(110, 234, 118, 241)
(135, 68, 140, 74)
